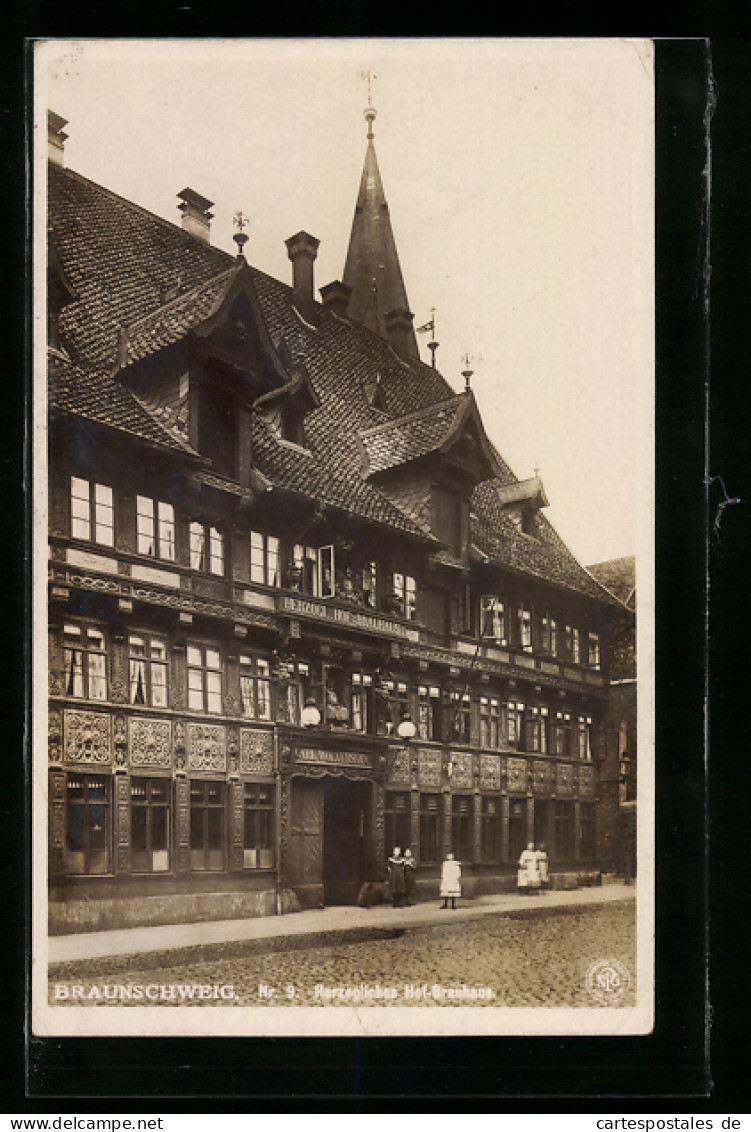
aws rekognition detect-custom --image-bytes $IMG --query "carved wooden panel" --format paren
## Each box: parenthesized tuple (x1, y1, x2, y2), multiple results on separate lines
(64, 711, 112, 765)
(48, 626, 62, 697)
(175, 778, 190, 872)
(288, 778, 322, 886)
(49, 771, 66, 849)
(578, 764, 595, 796)
(450, 751, 473, 789)
(171, 646, 187, 710)
(556, 763, 574, 795)
(388, 747, 411, 785)
(506, 756, 527, 793)
(531, 760, 552, 794)
(48, 708, 63, 765)
(115, 775, 130, 871)
(241, 728, 274, 775)
(410, 788, 420, 857)
(230, 780, 244, 870)
(187, 723, 226, 772)
(110, 636, 128, 705)
(129, 717, 172, 769)
(174, 720, 187, 771)
(113, 713, 127, 768)
(479, 754, 501, 791)
(374, 781, 385, 869)
(501, 794, 510, 863)
(418, 748, 441, 787)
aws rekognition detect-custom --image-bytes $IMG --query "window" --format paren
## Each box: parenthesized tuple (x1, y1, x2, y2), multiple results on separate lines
(394, 681, 410, 728)
(508, 798, 527, 862)
(505, 701, 525, 749)
(480, 596, 506, 644)
(136, 496, 175, 560)
(293, 544, 319, 596)
(432, 485, 463, 556)
(564, 625, 582, 664)
(244, 783, 275, 868)
(449, 690, 471, 745)
(526, 705, 549, 754)
(516, 605, 533, 652)
(278, 661, 310, 724)
(374, 676, 395, 736)
(187, 645, 222, 714)
(554, 801, 574, 860)
(70, 477, 114, 546)
(551, 711, 572, 756)
(351, 672, 373, 733)
(64, 774, 110, 875)
(540, 614, 557, 656)
(588, 632, 601, 670)
(189, 780, 225, 871)
(131, 778, 170, 872)
(189, 521, 224, 575)
(250, 531, 280, 587)
(451, 795, 473, 862)
(479, 696, 501, 749)
(392, 572, 417, 620)
(281, 410, 305, 447)
(239, 655, 272, 721)
(361, 561, 378, 607)
(129, 635, 167, 707)
(577, 715, 593, 761)
(481, 797, 502, 863)
(580, 802, 597, 859)
(419, 794, 443, 863)
(385, 791, 411, 856)
(319, 545, 336, 598)
(417, 684, 441, 741)
(63, 624, 107, 701)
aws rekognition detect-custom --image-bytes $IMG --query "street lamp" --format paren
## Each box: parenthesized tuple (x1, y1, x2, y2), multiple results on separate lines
(396, 714, 417, 741)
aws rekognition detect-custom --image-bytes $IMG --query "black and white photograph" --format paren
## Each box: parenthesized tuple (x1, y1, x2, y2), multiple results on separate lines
(32, 38, 654, 1038)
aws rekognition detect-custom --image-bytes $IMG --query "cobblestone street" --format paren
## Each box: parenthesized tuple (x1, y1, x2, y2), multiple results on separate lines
(49, 901, 635, 1009)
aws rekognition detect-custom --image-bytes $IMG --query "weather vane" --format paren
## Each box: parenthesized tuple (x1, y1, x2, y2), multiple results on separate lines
(233, 211, 250, 256)
(461, 353, 474, 391)
(361, 70, 378, 138)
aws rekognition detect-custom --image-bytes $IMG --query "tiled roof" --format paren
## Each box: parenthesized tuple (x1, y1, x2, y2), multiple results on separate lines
(587, 556, 636, 608)
(48, 161, 617, 602)
(359, 394, 467, 475)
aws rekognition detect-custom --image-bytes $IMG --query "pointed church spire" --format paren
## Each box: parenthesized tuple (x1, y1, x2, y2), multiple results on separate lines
(342, 91, 419, 359)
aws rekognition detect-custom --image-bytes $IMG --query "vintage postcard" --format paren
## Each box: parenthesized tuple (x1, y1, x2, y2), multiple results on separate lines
(32, 38, 654, 1037)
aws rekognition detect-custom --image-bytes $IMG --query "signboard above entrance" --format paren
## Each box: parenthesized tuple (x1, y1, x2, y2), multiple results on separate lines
(279, 594, 420, 642)
(296, 747, 372, 769)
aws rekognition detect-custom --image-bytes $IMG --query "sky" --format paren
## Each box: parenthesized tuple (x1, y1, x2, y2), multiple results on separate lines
(37, 38, 654, 568)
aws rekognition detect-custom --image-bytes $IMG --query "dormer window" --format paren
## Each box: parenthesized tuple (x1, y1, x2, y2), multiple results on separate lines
(197, 379, 238, 480)
(432, 485, 463, 556)
(281, 410, 306, 447)
(509, 508, 537, 536)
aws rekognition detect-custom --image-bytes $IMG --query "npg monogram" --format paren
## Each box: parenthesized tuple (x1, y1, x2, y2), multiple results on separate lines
(585, 958, 631, 1005)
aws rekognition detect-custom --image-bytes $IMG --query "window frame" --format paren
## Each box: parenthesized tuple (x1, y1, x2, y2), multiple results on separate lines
(62, 623, 107, 702)
(187, 644, 223, 714)
(417, 684, 441, 742)
(451, 794, 474, 862)
(392, 572, 417, 620)
(239, 654, 272, 721)
(243, 782, 275, 869)
(418, 793, 443, 863)
(478, 695, 501, 750)
(130, 777, 171, 873)
(385, 790, 411, 856)
(63, 772, 111, 875)
(70, 476, 114, 546)
(189, 520, 225, 576)
(136, 495, 176, 560)
(480, 795, 503, 863)
(249, 530, 280, 587)
(189, 779, 226, 872)
(448, 690, 472, 745)
(480, 596, 507, 645)
(128, 633, 168, 708)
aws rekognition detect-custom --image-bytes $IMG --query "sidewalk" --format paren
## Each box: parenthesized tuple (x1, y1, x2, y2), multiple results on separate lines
(47, 883, 636, 966)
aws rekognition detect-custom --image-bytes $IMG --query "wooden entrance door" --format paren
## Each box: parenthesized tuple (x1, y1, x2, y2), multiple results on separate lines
(288, 778, 323, 905)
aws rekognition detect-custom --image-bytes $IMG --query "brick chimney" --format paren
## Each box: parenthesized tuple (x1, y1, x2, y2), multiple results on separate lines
(285, 231, 320, 312)
(177, 188, 214, 245)
(385, 307, 416, 360)
(319, 280, 352, 319)
(48, 111, 68, 167)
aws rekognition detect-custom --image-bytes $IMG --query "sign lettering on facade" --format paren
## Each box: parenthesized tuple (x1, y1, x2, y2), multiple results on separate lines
(281, 594, 418, 641)
(296, 747, 372, 769)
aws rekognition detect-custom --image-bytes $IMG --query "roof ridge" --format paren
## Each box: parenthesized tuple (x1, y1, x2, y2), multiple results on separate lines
(359, 390, 467, 438)
(125, 263, 239, 333)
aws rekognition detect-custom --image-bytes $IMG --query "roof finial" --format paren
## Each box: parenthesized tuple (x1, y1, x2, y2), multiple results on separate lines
(533, 461, 540, 479)
(461, 353, 473, 391)
(361, 70, 377, 139)
(233, 210, 250, 258)
(416, 308, 439, 368)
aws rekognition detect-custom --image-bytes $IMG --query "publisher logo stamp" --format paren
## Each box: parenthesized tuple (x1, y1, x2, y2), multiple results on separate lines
(585, 958, 631, 1005)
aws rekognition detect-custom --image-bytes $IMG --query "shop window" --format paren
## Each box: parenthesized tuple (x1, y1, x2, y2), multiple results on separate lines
(417, 684, 441, 741)
(391, 572, 417, 620)
(136, 496, 175, 560)
(505, 701, 525, 749)
(479, 696, 501, 749)
(579, 802, 597, 859)
(129, 635, 167, 707)
(189, 521, 224, 576)
(448, 690, 471, 745)
(481, 797, 502, 863)
(588, 633, 601, 670)
(243, 783, 275, 869)
(239, 655, 272, 721)
(385, 791, 411, 856)
(578, 715, 593, 761)
(63, 623, 107, 701)
(526, 705, 549, 754)
(508, 798, 527, 863)
(130, 778, 170, 872)
(189, 780, 226, 871)
(187, 645, 222, 714)
(480, 596, 506, 644)
(554, 800, 574, 860)
(250, 531, 280, 587)
(419, 794, 443, 863)
(63, 774, 110, 875)
(551, 711, 572, 757)
(70, 476, 114, 546)
(451, 795, 473, 862)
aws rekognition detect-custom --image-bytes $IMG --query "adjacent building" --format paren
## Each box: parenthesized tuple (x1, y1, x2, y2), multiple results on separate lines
(46, 106, 626, 933)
